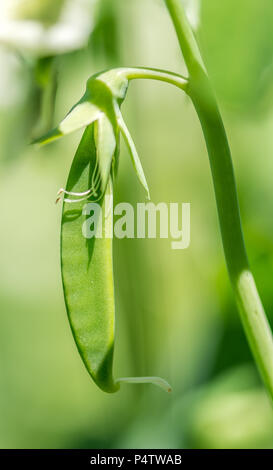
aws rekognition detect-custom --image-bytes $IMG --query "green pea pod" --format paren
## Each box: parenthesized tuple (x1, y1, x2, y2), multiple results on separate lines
(61, 123, 171, 394)
(61, 124, 118, 392)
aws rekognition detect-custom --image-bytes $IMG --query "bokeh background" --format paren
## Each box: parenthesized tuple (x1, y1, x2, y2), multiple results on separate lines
(0, 0, 273, 449)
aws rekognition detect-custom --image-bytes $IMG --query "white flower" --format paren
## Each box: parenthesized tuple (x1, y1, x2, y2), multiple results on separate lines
(0, 0, 97, 57)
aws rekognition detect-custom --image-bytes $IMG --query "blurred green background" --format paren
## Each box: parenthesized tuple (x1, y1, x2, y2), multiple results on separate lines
(0, 0, 273, 449)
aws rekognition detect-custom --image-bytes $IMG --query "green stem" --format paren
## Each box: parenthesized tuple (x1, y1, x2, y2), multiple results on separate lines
(117, 376, 172, 393)
(32, 57, 58, 139)
(165, 0, 273, 400)
(124, 67, 188, 90)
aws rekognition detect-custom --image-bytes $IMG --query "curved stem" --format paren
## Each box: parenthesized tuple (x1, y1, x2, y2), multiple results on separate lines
(124, 67, 188, 90)
(165, 0, 273, 401)
(117, 376, 172, 393)
(101, 66, 188, 90)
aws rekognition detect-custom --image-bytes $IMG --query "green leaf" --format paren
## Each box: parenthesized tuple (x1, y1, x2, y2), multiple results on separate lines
(32, 71, 129, 147)
(94, 114, 116, 196)
(32, 127, 63, 145)
(118, 113, 150, 199)
(33, 99, 101, 146)
(59, 101, 101, 134)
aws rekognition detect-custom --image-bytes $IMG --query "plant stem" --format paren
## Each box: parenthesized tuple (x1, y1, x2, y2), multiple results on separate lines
(117, 376, 172, 393)
(125, 67, 188, 90)
(165, 0, 273, 400)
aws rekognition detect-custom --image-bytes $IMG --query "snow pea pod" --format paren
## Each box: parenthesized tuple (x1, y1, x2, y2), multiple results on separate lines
(61, 123, 171, 393)
(61, 124, 118, 393)
(36, 69, 172, 394)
